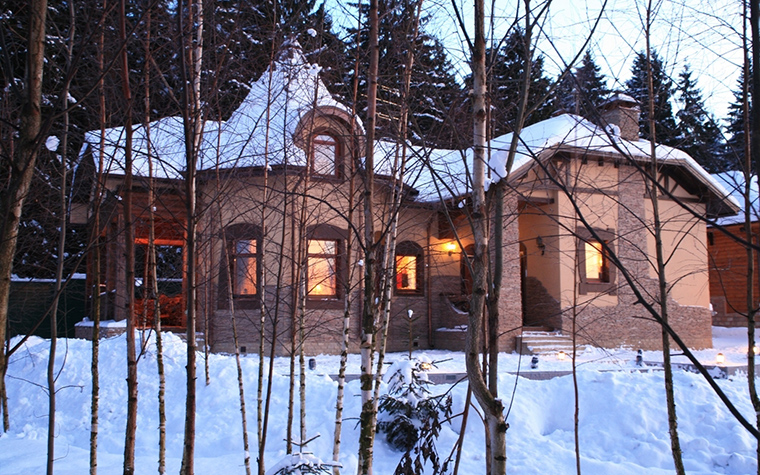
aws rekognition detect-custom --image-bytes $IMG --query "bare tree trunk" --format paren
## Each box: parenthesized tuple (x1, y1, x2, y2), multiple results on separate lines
(117, 1, 138, 472)
(179, 0, 204, 472)
(140, 13, 167, 470)
(468, 1, 507, 473)
(332, 11, 363, 468)
(643, 6, 684, 473)
(0, 0, 47, 434)
(260, 179, 290, 474)
(46, 4, 75, 472)
(357, 1, 380, 473)
(89, 4, 108, 469)
(748, 0, 760, 471)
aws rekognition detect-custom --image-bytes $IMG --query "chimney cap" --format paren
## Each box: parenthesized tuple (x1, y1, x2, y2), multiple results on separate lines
(600, 93, 639, 110)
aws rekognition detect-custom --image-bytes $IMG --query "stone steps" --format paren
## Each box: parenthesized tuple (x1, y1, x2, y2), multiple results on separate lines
(515, 330, 585, 356)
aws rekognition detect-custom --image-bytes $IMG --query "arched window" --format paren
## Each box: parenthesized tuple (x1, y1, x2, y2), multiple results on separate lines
(311, 134, 339, 176)
(395, 241, 424, 295)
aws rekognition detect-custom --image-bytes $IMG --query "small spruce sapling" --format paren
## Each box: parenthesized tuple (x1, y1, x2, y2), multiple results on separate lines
(266, 452, 341, 475)
(377, 356, 453, 474)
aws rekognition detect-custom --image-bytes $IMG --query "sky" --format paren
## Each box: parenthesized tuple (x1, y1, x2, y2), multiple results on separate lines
(327, 0, 745, 122)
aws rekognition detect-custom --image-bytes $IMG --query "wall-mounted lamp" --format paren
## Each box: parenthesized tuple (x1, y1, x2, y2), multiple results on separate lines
(716, 352, 725, 364)
(536, 236, 546, 256)
(444, 242, 458, 256)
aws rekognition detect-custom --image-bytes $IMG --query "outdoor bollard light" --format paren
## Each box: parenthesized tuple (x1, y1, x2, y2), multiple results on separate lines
(557, 350, 566, 361)
(716, 353, 725, 364)
(531, 355, 539, 369)
(308, 358, 317, 370)
(636, 349, 643, 366)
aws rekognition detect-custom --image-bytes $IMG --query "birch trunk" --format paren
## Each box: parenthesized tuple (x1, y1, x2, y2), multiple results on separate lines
(468, 1, 507, 473)
(358, 1, 380, 473)
(179, 0, 204, 472)
(117, 1, 138, 472)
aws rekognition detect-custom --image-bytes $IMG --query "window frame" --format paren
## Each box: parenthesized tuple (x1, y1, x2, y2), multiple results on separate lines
(310, 133, 341, 178)
(220, 224, 261, 309)
(231, 238, 259, 297)
(577, 228, 616, 295)
(305, 224, 347, 309)
(394, 240, 424, 296)
(307, 239, 339, 299)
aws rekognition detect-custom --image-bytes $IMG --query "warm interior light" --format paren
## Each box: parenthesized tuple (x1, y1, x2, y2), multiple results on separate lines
(444, 242, 458, 256)
(557, 350, 566, 361)
(716, 352, 725, 364)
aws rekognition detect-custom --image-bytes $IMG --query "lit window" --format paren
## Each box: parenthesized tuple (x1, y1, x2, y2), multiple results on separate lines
(584, 240, 609, 283)
(395, 241, 423, 294)
(232, 239, 257, 295)
(308, 239, 338, 297)
(396, 256, 417, 290)
(312, 134, 337, 175)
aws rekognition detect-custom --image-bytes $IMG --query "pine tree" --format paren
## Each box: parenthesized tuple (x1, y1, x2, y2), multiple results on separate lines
(725, 67, 752, 171)
(625, 50, 678, 146)
(488, 28, 553, 137)
(674, 65, 725, 172)
(345, 0, 464, 147)
(555, 50, 609, 118)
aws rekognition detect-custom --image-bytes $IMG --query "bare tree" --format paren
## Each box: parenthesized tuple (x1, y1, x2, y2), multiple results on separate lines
(47, 2, 76, 472)
(357, 0, 380, 473)
(0, 0, 48, 434)
(178, 0, 204, 472)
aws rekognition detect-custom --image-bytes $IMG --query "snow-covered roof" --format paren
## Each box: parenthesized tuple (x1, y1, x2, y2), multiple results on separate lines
(711, 171, 759, 226)
(79, 41, 358, 178)
(485, 114, 739, 214)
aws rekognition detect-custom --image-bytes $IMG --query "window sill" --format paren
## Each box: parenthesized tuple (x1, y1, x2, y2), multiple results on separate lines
(579, 281, 616, 295)
(395, 290, 424, 297)
(306, 298, 343, 310)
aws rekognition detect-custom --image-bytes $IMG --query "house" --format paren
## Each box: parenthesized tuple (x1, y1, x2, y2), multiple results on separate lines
(73, 42, 739, 354)
(707, 171, 759, 327)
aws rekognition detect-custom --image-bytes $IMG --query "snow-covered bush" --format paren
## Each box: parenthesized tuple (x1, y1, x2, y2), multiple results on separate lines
(266, 452, 340, 475)
(378, 356, 452, 473)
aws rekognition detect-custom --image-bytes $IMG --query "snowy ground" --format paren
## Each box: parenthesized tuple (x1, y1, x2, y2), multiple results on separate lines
(0, 327, 758, 474)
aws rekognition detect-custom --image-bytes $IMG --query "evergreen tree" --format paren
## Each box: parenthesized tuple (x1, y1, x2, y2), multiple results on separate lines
(345, 0, 465, 147)
(674, 65, 725, 172)
(625, 50, 678, 146)
(554, 50, 609, 118)
(725, 67, 752, 171)
(488, 28, 553, 137)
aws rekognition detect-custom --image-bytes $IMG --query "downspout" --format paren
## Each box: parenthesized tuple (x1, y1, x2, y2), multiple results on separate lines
(426, 212, 434, 347)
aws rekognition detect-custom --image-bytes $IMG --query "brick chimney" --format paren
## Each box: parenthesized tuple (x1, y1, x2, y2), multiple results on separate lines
(599, 93, 640, 141)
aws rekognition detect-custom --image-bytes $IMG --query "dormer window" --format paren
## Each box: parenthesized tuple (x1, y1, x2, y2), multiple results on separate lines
(311, 134, 338, 176)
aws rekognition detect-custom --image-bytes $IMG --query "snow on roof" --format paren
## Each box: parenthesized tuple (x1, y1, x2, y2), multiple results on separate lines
(79, 41, 357, 178)
(712, 171, 759, 226)
(372, 140, 471, 202)
(485, 114, 738, 211)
